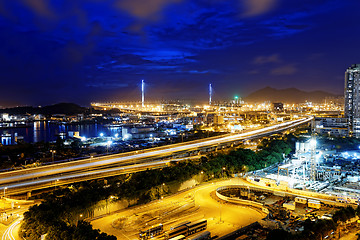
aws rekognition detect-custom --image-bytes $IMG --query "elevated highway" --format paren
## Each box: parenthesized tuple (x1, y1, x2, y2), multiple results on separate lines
(217, 184, 347, 207)
(0, 117, 312, 196)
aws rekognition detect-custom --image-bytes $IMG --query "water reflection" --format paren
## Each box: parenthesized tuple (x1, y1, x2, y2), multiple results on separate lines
(0, 121, 121, 144)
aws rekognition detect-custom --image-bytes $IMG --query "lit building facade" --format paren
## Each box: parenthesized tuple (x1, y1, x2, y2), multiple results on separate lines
(313, 117, 348, 137)
(345, 64, 360, 137)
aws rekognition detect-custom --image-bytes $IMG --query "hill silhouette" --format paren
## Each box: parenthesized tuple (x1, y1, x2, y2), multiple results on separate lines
(0, 103, 87, 115)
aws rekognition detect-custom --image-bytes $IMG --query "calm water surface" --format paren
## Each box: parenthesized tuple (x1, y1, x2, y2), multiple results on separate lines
(0, 121, 121, 144)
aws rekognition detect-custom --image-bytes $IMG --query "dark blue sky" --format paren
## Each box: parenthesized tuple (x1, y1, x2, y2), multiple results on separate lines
(0, 0, 359, 107)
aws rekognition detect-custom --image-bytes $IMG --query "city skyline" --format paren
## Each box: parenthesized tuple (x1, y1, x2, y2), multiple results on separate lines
(0, 0, 359, 106)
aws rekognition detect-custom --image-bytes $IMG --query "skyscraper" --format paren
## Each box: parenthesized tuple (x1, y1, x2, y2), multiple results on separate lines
(345, 64, 360, 137)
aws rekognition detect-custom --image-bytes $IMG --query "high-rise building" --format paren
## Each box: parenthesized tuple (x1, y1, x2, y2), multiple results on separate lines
(345, 64, 360, 137)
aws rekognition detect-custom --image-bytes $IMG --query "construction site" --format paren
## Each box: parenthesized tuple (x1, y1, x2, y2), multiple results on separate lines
(253, 137, 360, 205)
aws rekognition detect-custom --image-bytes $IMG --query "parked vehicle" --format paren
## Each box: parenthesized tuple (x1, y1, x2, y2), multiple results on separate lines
(164, 219, 207, 240)
(139, 224, 163, 239)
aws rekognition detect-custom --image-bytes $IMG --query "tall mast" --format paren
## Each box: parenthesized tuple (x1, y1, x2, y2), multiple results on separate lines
(141, 79, 145, 108)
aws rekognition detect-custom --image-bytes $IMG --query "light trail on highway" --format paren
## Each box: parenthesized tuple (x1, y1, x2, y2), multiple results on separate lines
(0, 117, 312, 195)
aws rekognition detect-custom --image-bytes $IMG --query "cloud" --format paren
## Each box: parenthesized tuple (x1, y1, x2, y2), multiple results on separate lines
(116, 0, 180, 20)
(241, 0, 278, 17)
(176, 69, 216, 74)
(253, 54, 280, 64)
(149, 7, 253, 50)
(0, 0, 347, 106)
(86, 81, 129, 89)
(136, 49, 195, 62)
(308, 53, 324, 60)
(114, 0, 184, 33)
(270, 64, 297, 75)
(248, 70, 260, 75)
(21, 0, 55, 18)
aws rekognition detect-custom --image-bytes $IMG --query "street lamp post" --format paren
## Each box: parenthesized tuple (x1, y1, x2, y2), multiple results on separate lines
(50, 150, 56, 162)
(106, 141, 112, 154)
(160, 183, 165, 200)
(89, 155, 93, 172)
(222, 167, 226, 179)
(55, 179, 59, 190)
(3, 187, 7, 210)
(219, 200, 222, 223)
(194, 171, 204, 206)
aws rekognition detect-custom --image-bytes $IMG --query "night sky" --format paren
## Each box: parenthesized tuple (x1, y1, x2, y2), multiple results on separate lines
(0, 0, 359, 107)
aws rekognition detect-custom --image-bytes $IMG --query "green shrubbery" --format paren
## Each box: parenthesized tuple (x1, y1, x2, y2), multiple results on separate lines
(21, 135, 294, 239)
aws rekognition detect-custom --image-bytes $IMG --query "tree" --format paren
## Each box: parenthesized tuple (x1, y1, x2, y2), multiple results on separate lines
(71, 139, 81, 154)
(55, 137, 65, 153)
(266, 229, 292, 240)
(333, 207, 355, 223)
(45, 221, 116, 240)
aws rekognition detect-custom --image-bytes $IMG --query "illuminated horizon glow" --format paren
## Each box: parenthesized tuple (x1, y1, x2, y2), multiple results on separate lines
(0, 1, 357, 107)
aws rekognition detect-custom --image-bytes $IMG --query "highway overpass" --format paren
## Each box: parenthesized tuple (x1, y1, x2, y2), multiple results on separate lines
(0, 117, 312, 196)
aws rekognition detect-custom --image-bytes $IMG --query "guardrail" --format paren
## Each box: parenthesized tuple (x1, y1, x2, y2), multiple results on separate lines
(215, 186, 269, 214)
(245, 178, 348, 207)
(0, 117, 312, 195)
(3, 161, 168, 196)
(0, 118, 312, 182)
(1, 117, 312, 174)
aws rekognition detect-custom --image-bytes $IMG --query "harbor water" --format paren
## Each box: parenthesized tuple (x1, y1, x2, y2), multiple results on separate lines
(0, 121, 121, 144)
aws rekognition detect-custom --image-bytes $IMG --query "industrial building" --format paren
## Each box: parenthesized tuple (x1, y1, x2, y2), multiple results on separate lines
(121, 124, 157, 140)
(312, 117, 348, 137)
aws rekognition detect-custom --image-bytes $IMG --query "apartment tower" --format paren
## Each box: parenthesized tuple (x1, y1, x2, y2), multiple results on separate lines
(345, 64, 360, 137)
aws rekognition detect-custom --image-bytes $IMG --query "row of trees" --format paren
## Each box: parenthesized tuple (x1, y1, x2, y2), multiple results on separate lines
(21, 134, 295, 239)
(20, 181, 117, 240)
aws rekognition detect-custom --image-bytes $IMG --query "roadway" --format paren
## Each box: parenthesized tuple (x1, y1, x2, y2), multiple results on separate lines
(0, 117, 312, 196)
(2, 175, 344, 240)
(217, 182, 347, 207)
(91, 176, 346, 239)
(91, 178, 267, 240)
(1, 218, 22, 240)
(0, 157, 197, 196)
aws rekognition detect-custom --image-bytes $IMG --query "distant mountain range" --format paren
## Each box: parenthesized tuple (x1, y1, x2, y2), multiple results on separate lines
(0, 103, 87, 115)
(244, 87, 340, 104)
